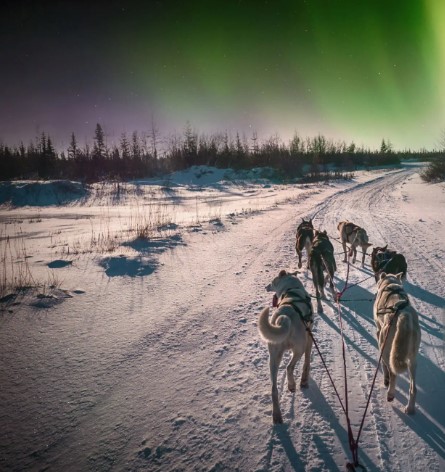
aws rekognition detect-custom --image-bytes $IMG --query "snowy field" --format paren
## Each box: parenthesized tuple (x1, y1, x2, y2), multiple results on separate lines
(0, 163, 444, 471)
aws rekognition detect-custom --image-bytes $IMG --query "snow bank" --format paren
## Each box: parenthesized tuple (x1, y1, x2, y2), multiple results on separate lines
(0, 180, 87, 206)
(133, 165, 279, 187)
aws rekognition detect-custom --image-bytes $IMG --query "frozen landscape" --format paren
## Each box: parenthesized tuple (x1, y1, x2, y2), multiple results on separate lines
(0, 163, 444, 471)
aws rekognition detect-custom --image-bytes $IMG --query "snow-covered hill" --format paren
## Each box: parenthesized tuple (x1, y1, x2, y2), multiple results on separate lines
(0, 164, 444, 471)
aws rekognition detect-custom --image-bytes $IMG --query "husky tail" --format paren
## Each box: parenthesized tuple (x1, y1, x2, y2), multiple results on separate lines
(258, 307, 291, 344)
(390, 308, 410, 374)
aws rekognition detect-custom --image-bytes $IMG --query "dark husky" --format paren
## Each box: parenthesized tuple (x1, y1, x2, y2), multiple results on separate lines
(295, 218, 314, 269)
(309, 230, 336, 313)
(371, 245, 408, 282)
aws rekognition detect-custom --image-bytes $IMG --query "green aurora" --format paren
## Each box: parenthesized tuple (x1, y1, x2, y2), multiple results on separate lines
(1, 0, 444, 150)
(122, 0, 445, 149)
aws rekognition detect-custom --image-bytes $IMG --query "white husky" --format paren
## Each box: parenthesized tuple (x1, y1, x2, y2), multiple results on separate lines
(373, 272, 421, 414)
(338, 220, 372, 268)
(258, 270, 313, 423)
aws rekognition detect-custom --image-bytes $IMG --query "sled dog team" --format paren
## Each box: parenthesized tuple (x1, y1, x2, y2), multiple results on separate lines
(259, 219, 420, 423)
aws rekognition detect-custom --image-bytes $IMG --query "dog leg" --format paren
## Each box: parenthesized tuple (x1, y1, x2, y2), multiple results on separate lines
(379, 331, 393, 391)
(352, 247, 357, 264)
(305, 241, 311, 269)
(405, 359, 417, 414)
(387, 370, 397, 402)
(269, 345, 284, 424)
(325, 270, 335, 297)
(287, 350, 300, 392)
(300, 333, 312, 388)
(361, 247, 366, 268)
(342, 241, 348, 262)
(296, 248, 302, 269)
(382, 362, 390, 387)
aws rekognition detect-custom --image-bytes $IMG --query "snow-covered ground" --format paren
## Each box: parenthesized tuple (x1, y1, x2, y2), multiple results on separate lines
(0, 163, 444, 471)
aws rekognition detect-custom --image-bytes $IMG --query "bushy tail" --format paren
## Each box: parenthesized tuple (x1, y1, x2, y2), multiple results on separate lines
(258, 307, 291, 344)
(390, 309, 409, 374)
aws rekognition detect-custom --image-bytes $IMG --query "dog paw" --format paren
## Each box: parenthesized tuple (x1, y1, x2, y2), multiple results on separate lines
(404, 405, 415, 415)
(300, 381, 309, 389)
(288, 382, 296, 393)
(387, 394, 395, 402)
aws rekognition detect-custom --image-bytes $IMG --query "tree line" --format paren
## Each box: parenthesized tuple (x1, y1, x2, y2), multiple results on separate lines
(0, 123, 441, 182)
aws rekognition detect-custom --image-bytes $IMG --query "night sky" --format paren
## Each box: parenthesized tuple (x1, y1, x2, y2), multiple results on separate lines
(1, 0, 444, 150)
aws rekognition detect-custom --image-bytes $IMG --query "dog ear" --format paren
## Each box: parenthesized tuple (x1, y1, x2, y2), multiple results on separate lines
(288, 270, 300, 276)
(379, 272, 387, 280)
(395, 272, 404, 281)
(383, 245, 388, 251)
(279, 269, 287, 277)
(365, 243, 372, 248)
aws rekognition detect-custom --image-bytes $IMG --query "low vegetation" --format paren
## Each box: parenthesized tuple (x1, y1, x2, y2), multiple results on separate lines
(2, 122, 435, 183)
(420, 156, 445, 182)
(0, 227, 62, 300)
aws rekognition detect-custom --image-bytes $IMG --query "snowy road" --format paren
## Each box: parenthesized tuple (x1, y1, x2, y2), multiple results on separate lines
(1, 166, 444, 471)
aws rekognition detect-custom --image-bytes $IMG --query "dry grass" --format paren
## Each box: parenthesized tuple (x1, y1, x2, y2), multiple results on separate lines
(1, 228, 36, 298)
(126, 200, 176, 240)
(0, 226, 64, 300)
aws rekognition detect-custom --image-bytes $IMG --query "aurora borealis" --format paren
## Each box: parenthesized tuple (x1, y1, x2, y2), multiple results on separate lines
(1, 0, 444, 150)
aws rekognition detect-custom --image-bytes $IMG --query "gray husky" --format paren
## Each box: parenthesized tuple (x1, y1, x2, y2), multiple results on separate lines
(258, 270, 313, 424)
(338, 220, 372, 267)
(374, 272, 421, 414)
(371, 245, 407, 282)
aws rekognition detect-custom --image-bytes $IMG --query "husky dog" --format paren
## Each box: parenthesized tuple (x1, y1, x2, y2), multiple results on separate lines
(371, 245, 407, 282)
(259, 270, 313, 424)
(295, 218, 314, 269)
(309, 230, 337, 313)
(337, 220, 372, 267)
(374, 272, 421, 414)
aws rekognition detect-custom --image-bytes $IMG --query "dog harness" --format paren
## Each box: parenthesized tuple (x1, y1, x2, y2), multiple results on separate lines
(344, 223, 361, 238)
(376, 284, 410, 316)
(310, 237, 336, 270)
(278, 288, 313, 323)
(311, 236, 333, 253)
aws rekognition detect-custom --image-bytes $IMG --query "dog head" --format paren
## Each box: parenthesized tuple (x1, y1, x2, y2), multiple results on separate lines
(314, 229, 329, 241)
(371, 245, 388, 265)
(372, 245, 388, 256)
(266, 269, 304, 298)
(298, 218, 313, 229)
(377, 271, 404, 291)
